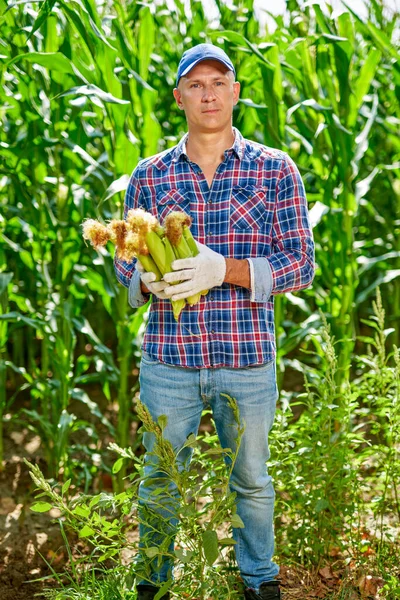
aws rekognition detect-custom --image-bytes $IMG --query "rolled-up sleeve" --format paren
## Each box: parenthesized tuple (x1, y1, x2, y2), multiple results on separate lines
(246, 257, 273, 302)
(247, 154, 315, 302)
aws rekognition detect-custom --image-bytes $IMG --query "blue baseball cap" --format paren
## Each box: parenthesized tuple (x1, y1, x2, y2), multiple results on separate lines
(176, 43, 235, 87)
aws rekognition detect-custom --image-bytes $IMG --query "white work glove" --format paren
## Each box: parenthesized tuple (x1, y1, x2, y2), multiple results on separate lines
(136, 260, 169, 300)
(163, 241, 226, 301)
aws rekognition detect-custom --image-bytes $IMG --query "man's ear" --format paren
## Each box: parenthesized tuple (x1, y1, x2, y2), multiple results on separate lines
(233, 81, 240, 106)
(173, 87, 184, 110)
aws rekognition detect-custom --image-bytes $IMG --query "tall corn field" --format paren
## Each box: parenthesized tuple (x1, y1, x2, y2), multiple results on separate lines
(1, 1, 400, 597)
(0, 0, 399, 505)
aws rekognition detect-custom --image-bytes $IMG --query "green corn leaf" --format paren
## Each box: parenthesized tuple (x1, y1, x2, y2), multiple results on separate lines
(154, 582, 172, 600)
(57, 83, 130, 105)
(8, 51, 79, 75)
(26, 0, 57, 41)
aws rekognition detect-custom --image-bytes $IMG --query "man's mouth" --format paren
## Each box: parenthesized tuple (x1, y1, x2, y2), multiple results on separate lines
(203, 109, 219, 113)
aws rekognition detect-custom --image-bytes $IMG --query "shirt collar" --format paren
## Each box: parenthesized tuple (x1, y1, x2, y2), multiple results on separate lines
(172, 126, 245, 163)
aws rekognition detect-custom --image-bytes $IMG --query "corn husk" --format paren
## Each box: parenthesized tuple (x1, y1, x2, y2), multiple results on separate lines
(164, 212, 206, 305)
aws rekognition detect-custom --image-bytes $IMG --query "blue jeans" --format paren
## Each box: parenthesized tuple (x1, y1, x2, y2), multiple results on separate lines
(137, 351, 280, 592)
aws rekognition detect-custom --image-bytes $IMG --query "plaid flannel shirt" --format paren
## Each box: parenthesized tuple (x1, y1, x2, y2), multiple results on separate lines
(114, 127, 315, 368)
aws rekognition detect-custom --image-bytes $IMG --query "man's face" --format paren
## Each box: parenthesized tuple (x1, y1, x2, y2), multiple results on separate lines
(173, 59, 240, 134)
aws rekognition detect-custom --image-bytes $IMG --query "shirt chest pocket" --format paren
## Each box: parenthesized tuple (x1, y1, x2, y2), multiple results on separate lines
(230, 185, 269, 230)
(156, 188, 191, 225)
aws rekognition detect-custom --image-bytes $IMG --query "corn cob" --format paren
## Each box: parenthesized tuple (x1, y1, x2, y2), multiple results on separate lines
(182, 222, 208, 297)
(164, 212, 208, 305)
(124, 231, 162, 281)
(163, 236, 185, 320)
(127, 208, 187, 320)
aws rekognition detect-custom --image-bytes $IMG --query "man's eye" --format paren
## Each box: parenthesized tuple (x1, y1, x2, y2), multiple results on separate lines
(190, 84, 200, 88)
(215, 81, 223, 85)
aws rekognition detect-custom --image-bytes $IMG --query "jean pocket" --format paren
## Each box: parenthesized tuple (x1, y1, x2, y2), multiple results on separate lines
(230, 185, 269, 230)
(243, 358, 275, 371)
(141, 350, 161, 366)
(156, 187, 191, 225)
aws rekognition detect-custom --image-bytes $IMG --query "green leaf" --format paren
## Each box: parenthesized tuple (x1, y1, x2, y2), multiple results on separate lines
(99, 174, 130, 208)
(8, 52, 77, 75)
(154, 582, 172, 600)
(202, 529, 219, 566)
(79, 525, 95, 538)
(0, 273, 13, 296)
(138, 6, 155, 81)
(356, 270, 400, 305)
(57, 84, 130, 105)
(174, 548, 195, 563)
(230, 514, 245, 529)
(315, 498, 329, 513)
(218, 537, 237, 545)
(157, 414, 168, 431)
(144, 546, 159, 558)
(352, 48, 381, 121)
(26, 0, 57, 41)
(62, 479, 71, 495)
(98, 548, 119, 562)
(287, 98, 331, 122)
(73, 505, 90, 518)
(112, 457, 124, 474)
(30, 502, 53, 513)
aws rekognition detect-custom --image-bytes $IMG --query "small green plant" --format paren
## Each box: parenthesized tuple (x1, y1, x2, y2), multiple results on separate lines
(25, 395, 245, 599)
(271, 311, 365, 566)
(270, 288, 399, 594)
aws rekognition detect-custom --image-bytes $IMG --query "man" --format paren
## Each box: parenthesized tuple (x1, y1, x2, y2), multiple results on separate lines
(114, 43, 315, 600)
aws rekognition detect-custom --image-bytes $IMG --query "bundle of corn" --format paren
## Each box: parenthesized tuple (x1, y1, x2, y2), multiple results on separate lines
(82, 209, 204, 320)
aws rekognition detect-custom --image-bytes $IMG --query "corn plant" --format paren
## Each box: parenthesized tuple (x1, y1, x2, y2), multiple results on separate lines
(1, 0, 399, 484)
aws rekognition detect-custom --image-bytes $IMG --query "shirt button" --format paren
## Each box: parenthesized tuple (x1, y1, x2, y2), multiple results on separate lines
(211, 329, 215, 334)
(208, 199, 212, 204)
(210, 296, 214, 301)
(207, 232, 213, 236)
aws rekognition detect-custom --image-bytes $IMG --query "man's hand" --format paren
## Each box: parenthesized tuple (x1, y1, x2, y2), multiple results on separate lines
(163, 241, 226, 301)
(137, 260, 169, 299)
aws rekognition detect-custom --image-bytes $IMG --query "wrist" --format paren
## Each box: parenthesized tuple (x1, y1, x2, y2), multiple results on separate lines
(224, 258, 251, 289)
(140, 281, 150, 294)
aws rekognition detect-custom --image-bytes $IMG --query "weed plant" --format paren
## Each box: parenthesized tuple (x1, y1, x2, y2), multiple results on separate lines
(270, 288, 399, 595)
(25, 396, 245, 600)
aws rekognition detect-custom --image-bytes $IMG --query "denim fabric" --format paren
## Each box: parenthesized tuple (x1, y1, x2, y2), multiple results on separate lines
(137, 354, 280, 592)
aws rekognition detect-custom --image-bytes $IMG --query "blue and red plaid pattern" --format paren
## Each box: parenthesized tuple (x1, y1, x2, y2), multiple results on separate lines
(114, 127, 315, 368)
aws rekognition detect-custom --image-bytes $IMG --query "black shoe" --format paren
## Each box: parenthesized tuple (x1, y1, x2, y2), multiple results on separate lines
(136, 584, 170, 600)
(244, 580, 281, 600)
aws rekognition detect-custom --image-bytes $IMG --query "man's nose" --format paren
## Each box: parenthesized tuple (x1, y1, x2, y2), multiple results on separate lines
(202, 85, 217, 101)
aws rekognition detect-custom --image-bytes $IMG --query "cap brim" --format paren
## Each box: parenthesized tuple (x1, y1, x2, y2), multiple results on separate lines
(180, 56, 234, 79)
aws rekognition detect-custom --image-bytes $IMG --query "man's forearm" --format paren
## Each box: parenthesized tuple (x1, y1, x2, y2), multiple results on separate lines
(224, 258, 251, 289)
(140, 281, 150, 294)
(145, 258, 251, 296)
